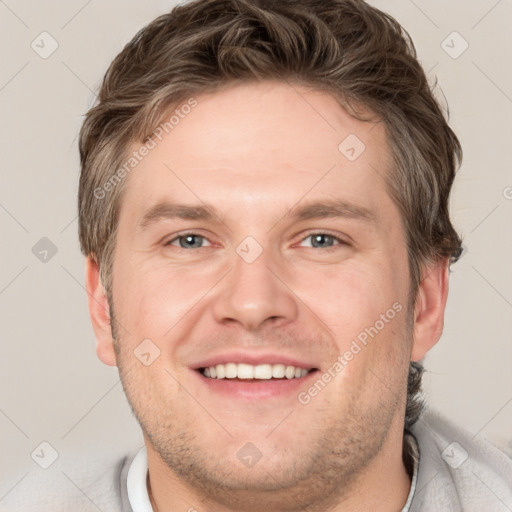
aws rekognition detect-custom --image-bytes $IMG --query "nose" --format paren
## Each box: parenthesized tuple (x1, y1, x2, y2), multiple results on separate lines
(211, 246, 298, 331)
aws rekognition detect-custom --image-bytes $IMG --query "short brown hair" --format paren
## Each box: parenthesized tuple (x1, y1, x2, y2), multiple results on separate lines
(78, 0, 463, 428)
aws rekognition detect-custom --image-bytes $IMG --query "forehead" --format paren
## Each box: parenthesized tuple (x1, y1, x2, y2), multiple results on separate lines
(119, 81, 395, 223)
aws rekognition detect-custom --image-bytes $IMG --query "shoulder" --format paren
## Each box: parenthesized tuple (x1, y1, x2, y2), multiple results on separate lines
(1, 448, 138, 512)
(409, 406, 512, 512)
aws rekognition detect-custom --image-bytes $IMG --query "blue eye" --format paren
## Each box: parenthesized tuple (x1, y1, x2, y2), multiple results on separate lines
(300, 233, 345, 249)
(166, 234, 211, 249)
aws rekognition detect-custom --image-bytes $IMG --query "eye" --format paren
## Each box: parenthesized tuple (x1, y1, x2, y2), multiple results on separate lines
(165, 233, 212, 249)
(299, 232, 347, 249)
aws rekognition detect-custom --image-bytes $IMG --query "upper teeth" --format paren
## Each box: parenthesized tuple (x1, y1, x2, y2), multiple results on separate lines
(202, 363, 310, 379)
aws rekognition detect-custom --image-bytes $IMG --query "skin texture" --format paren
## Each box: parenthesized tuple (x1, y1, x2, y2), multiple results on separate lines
(86, 81, 449, 512)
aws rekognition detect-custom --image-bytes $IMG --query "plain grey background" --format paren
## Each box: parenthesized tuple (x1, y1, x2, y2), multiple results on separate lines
(1, 0, 511, 504)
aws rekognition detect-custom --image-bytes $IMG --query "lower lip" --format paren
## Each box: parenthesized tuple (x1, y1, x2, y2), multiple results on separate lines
(193, 370, 319, 400)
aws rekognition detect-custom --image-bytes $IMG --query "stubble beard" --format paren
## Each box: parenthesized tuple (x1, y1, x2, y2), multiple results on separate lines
(109, 293, 412, 511)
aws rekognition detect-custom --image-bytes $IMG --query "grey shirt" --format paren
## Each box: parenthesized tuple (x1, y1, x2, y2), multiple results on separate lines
(4, 407, 512, 511)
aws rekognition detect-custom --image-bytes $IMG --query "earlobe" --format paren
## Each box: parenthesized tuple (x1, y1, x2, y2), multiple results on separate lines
(410, 258, 450, 362)
(84, 256, 117, 367)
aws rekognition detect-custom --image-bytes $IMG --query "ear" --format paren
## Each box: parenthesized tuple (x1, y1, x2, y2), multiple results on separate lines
(85, 256, 117, 367)
(410, 258, 450, 361)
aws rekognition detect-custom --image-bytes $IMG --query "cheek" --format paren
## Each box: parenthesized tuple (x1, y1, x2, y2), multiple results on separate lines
(289, 259, 405, 334)
(319, 294, 410, 416)
(113, 256, 223, 348)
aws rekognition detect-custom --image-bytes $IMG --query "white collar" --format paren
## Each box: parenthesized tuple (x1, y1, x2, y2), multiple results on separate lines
(126, 445, 153, 512)
(127, 436, 419, 512)
(401, 432, 420, 512)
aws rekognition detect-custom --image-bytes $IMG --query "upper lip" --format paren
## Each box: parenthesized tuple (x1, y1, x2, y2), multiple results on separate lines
(191, 351, 319, 370)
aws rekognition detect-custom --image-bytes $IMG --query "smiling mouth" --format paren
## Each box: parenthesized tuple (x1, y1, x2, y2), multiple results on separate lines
(198, 363, 318, 380)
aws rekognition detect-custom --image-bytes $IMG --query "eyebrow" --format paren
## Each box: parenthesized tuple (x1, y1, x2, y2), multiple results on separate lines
(137, 198, 376, 230)
(287, 199, 375, 223)
(138, 202, 217, 229)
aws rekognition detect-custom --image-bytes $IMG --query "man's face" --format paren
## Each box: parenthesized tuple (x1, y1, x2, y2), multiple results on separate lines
(109, 81, 413, 506)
